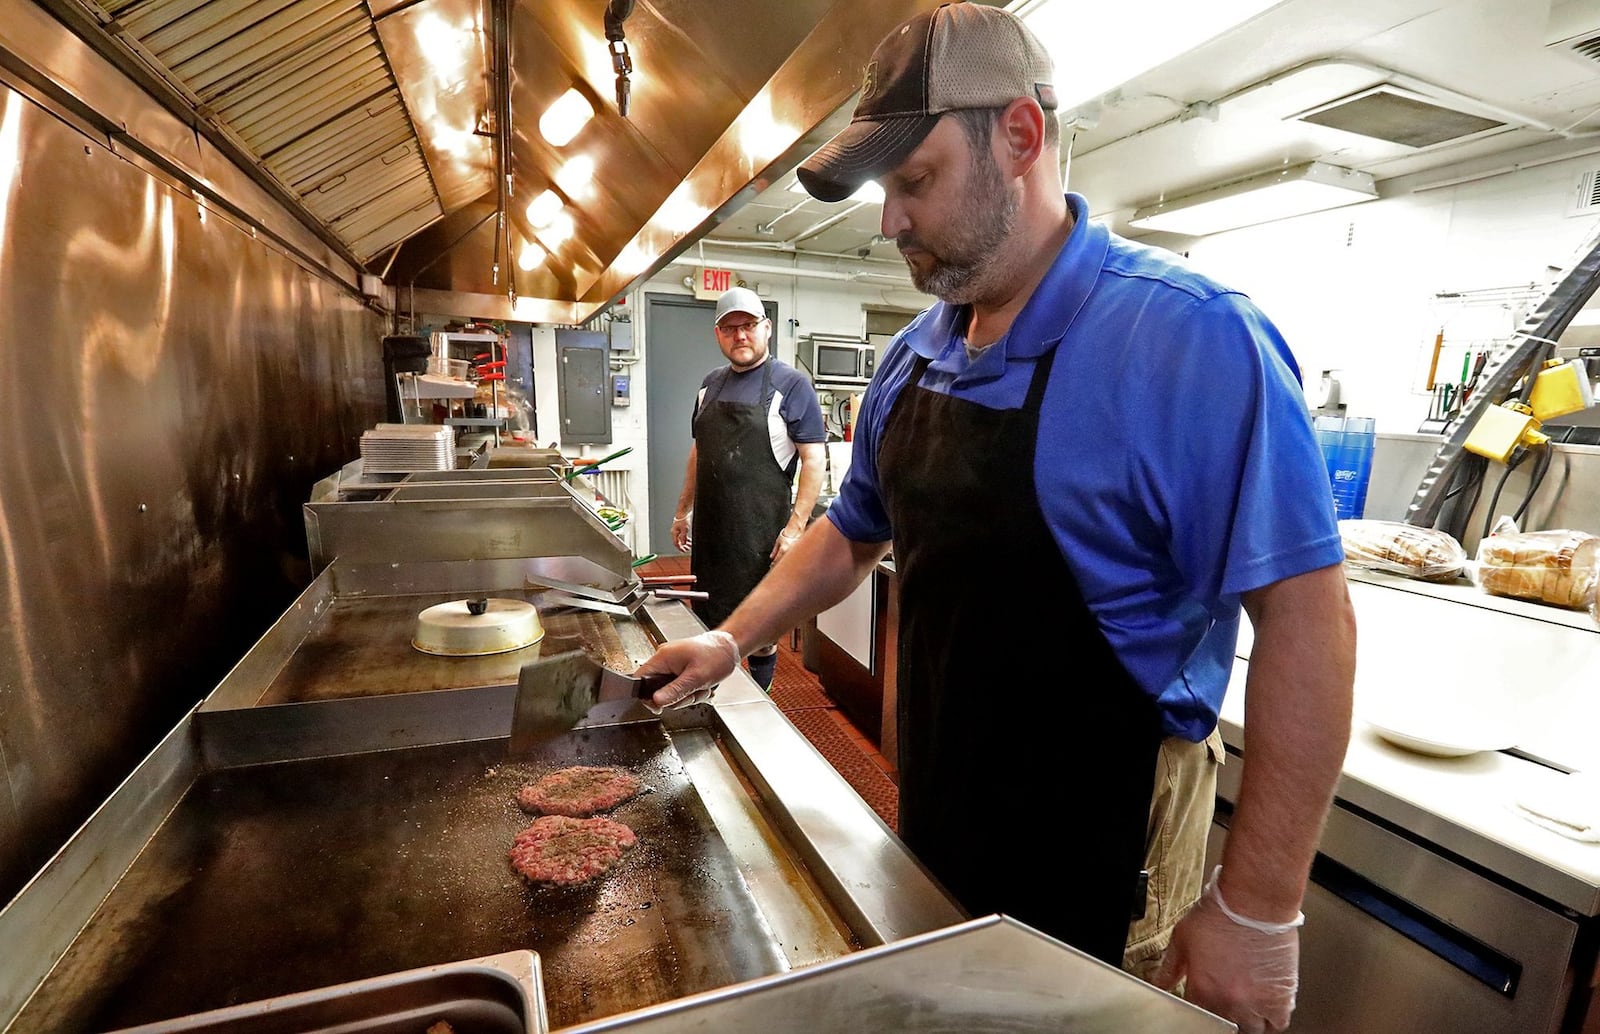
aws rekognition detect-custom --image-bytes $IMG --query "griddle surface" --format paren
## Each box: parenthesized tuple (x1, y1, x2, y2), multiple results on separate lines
(21, 725, 784, 1032)
(261, 592, 651, 704)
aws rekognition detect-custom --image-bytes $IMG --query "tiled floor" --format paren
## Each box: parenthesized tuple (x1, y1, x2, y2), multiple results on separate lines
(638, 557, 899, 831)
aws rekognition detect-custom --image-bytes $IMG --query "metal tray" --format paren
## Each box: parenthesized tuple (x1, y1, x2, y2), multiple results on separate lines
(558, 916, 1232, 1033)
(104, 950, 547, 1034)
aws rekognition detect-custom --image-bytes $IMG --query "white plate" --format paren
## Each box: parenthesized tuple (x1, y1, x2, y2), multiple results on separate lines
(1363, 712, 1518, 758)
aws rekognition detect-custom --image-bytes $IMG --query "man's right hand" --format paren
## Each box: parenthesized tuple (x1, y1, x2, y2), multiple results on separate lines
(635, 629, 741, 711)
(670, 515, 692, 552)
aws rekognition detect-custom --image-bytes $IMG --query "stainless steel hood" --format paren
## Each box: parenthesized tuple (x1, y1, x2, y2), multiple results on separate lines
(31, 0, 945, 323)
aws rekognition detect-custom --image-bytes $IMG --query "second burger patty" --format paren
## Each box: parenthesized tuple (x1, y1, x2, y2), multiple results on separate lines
(509, 815, 637, 886)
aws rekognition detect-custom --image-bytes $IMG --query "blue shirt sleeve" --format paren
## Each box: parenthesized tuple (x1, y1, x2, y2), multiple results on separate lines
(826, 340, 917, 545)
(1136, 292, 1344, 605)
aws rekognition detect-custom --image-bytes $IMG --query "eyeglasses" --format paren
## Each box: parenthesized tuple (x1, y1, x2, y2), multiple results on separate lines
(716, 317, 766, 336)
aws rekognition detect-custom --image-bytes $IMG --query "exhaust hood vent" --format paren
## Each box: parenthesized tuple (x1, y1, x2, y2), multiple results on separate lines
(1293, 86, 1504, 148)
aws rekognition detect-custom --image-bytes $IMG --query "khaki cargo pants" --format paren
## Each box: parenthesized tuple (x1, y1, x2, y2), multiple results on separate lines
(1123, 727, 1226, 982)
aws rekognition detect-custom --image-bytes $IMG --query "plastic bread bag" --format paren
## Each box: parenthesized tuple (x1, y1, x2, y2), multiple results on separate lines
(1338, 520, 1467, 582)
(1474, 527, 1600, 610)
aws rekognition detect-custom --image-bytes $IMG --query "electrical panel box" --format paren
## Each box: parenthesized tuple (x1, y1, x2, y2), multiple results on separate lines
(609, 318, 632, 351)
(612, 374, 631, 407)
(556, 330, 612, 444)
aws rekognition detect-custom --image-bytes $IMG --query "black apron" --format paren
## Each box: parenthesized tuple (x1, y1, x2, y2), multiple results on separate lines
(690, 359, 793, 629)
(878, 346, 1162, 965)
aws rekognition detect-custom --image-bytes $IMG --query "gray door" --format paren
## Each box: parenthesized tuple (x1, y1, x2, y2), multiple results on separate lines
(645, 293, 777, 557)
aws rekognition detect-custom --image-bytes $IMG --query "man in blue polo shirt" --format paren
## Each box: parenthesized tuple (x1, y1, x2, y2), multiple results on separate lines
(639, 5, 1355, 1031)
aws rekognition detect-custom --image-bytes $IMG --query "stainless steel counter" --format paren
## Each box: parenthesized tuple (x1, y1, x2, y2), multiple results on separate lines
(1219, 568, 1600, 1032)
(0, 556, 965, 1033)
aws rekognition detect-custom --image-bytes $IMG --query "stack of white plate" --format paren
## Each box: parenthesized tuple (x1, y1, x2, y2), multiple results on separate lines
(360, 423, 456, 473)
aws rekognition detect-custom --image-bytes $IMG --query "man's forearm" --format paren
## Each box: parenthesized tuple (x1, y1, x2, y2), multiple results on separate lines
(787, 444, 827, 535)
(723, 518, 888, 653)
(674, 446, 697, 518)
(1222, 563, 1355, 922)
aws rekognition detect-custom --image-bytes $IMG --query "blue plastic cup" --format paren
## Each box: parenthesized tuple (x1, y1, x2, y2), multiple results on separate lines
(1315, 415, 1376, 520)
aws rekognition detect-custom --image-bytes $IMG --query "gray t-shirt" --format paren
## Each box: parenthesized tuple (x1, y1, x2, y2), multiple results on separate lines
(692, 358, 826, 473)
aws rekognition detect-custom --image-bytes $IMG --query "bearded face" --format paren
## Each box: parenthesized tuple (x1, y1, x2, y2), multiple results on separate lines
(894, 129, 1020, 305)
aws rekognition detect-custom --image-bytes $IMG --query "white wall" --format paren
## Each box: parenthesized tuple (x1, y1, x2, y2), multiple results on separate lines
(1179, 152, 1600, 433)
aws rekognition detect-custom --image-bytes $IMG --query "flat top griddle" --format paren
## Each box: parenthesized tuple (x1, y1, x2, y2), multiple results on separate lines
(261, 592, 653, 705)
(18, 725, 785, 1033)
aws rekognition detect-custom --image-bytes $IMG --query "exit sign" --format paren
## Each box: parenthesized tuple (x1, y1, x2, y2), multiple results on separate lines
(693, 267, 736, 300)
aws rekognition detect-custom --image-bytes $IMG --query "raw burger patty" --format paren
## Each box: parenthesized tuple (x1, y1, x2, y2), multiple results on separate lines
(508, 815, 637, 886)
(517, 765, 642, 816)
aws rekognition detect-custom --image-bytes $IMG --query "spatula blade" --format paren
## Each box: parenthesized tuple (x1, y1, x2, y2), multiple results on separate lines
(510, 650, 604, 755)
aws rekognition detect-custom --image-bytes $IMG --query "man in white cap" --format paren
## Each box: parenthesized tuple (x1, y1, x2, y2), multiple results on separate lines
(641, 5, 1354, 1032)
(666, 286, 826, 691)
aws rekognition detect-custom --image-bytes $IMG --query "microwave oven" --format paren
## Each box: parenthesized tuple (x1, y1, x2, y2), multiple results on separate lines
(803, 336, 875, 385)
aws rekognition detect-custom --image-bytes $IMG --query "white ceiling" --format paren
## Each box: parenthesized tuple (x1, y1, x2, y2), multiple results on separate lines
(701, 0, 1600, 264)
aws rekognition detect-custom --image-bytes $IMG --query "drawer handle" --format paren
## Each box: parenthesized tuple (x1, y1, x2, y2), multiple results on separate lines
(1311, 855, 1522, 996)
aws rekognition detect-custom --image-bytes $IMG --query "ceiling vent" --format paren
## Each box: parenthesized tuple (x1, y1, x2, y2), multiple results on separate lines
(1546, 0, 1600, 65)
(1293, 85, 1505, 148)
(1569, 169, 1600, 217)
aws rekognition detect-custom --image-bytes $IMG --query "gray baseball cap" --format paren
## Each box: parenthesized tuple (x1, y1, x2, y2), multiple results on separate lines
(797, 2, 1057, 203)
(714, 286, 765, 324)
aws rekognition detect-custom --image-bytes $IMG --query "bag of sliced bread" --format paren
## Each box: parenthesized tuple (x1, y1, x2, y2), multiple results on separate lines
(1475, 528, 1600, 609)
(1339, 520, 1467, 582)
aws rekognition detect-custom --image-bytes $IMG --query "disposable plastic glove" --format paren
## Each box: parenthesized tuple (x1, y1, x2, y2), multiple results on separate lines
(1153, 866, 1302, 1034)
(634, 630, 741, 713)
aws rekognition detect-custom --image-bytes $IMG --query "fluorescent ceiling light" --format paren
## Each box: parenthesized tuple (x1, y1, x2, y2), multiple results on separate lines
(1015, 0, 1285, 112)
(850, 181, 885, 204)
(540, 87, 594, 147)
(526, 189, 563, 229)
(787, 178, 885, 204)
(555, 154, 595, 197)
(1129, 161, 1377, 236)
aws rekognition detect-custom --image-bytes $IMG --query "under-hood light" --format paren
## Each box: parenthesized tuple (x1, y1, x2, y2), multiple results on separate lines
(526, 189, 563, 229)
(737, 92, 796, 164)
(517, 240, 546, 270)
(541, 210, 576, 249)
(555, 154, 595, 198)
(614, 241, 651, 276)
(657, 183, 708, 234)
(540, 87, 594, 147)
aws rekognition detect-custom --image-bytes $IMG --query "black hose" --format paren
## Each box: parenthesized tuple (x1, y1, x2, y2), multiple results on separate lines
(604, 0, 636, 40)
(1511, 445, 1555, 527)
(1438, 455, 1486, 543)
(1480, 451, 1527, 543)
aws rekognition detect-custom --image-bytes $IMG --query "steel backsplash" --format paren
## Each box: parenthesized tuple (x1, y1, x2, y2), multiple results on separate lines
(0, 84, 384, 903)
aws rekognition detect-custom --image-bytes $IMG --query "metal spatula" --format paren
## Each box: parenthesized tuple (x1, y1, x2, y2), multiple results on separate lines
(510, 650, 670, 754)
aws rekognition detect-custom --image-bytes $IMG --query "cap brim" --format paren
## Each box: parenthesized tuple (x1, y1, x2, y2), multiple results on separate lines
(796, 114, 940, 202)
